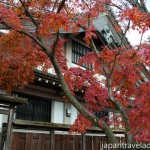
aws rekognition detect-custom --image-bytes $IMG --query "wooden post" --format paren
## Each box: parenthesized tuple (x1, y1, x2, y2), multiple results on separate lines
(50, 130, 55, 150)
(82, 133, 86, 150)
(5, 105, 15, 150)
(0, 123, 7, 150)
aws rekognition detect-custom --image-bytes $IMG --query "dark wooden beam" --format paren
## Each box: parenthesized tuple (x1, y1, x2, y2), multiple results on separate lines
(0, 94, 28, 106)
(0, 109, 9, 115)
(13, 119, 125, 134)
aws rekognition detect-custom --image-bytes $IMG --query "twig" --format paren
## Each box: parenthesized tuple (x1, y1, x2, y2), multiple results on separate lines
(109, 20, 130, 76)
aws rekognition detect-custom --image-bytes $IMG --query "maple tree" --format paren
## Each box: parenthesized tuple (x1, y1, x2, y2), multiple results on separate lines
(0, 0, 150, 145)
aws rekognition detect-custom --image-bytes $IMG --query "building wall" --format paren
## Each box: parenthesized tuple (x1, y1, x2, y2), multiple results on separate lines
(0, 13, 125, 132)
(51, 100, 78, 125)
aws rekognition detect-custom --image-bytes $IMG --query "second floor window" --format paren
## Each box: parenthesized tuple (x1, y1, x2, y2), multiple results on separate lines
(72, 40, 92, 69)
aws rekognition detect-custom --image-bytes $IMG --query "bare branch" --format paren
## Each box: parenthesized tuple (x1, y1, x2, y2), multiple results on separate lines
(109, 20, 130, 76)
(115, 75, 126, 93)
(52, 0, 58, 12)
(19, 0, 39, 28)
(49, 50, 119, 145)
(106, 77, 132, 143)
(57, 0, 66, 13)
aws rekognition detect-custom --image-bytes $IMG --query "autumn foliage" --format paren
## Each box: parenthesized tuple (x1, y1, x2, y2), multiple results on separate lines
(0, 0, 150, 143)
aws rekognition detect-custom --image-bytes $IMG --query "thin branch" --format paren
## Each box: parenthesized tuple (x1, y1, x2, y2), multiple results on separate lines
(52, 0, 58, 12)
(139, 64, 150, 80)
(106, 77, 132, 143)
(109, 20, 130, 76)
(57, 0, 66, 13)
(51, 31, 60, 56)
(19, 0, 39, 28)
(115, 75, 126, 93)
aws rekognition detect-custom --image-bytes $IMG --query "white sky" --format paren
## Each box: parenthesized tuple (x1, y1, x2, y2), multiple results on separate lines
(126, 0, 150, 46)
(126, 29, 150, 46)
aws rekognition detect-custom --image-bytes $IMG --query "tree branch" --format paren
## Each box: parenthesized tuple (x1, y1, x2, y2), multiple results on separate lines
(109, 20, 130, 77)
(115, 75, 126, 93)
(90, 38, 132, 144)
(106, 77, 132, 143)
(49, 52, 119, 145)
(57, 0, 66, 13)
(19, 0, 39, 28)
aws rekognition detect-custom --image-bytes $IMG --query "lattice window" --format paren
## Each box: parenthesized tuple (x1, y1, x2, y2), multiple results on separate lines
(72, 40, 92, 69)
(12, 92, 51, 122)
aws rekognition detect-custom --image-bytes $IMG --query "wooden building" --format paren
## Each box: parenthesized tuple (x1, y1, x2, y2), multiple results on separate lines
(0, 11, 129, 150)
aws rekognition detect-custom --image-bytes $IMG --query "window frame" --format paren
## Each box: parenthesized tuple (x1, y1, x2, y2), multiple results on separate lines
(72, 40, 92, 69)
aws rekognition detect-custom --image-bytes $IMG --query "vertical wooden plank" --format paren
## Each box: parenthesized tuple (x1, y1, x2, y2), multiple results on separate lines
(14, 133, 26, 150)
(86, 136, 93, 150)
(31, 134, 38, 150)
(37, 133, 45, 150)
(75, 135, 82, 150)
(50, 130, 55, 150)
(93, 136, 100, 150)
(82, 133, 86, 150)
(64, 135, 74, 150)
(55, 134, 66, 150)
(25, 133, 33, 150)
(5, 105, 15, 150)
(45, 134, 50, 150)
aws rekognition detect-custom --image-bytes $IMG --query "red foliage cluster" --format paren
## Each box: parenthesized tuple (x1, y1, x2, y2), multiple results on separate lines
(0, 4, 23, 30)
(0, 31, 51, 91)
(119, 7, 150, 32)
(128, 82, 150, 142)
(38, 12, 69, 37)
(69, 114, 92, 133)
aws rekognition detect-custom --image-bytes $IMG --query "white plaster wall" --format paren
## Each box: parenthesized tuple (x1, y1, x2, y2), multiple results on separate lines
(65, 39, 72, 68)
(71, 105, 78, 124)
(0, 114, 8, 132)
(0, 114, 3, 131)
(52, 101, 64, 124)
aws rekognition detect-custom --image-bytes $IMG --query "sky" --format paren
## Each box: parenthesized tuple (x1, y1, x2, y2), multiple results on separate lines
(126, 29, 150, 46)
(126, 0, 150, 46)
(113, 0, 150, 46)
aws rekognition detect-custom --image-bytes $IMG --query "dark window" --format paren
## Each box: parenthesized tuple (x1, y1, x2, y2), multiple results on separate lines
(95, 110, 109, 123)
(72, 40, 92, 69)
(12, 92, 51, 122)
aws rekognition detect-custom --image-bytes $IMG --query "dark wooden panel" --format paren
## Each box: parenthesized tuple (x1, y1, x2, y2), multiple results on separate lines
(31, 134, 39, 150)
(45, 134, 50, 150)
(86, 136, 93, 150)
(64, 135, 74, 150)
(55, 134, 64, 150)
(75, 135, 82, 150)
(12, 133, 26, 150)
(25, 133, 33, 150)
(12, 132, 126, 150)
(93, 136, 100, 150)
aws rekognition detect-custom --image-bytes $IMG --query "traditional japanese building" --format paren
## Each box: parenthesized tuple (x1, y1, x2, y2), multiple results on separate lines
(0, 10, 129, 150)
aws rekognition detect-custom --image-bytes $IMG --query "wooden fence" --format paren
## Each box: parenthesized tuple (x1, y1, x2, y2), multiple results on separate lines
(12, 132, 126, 150)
